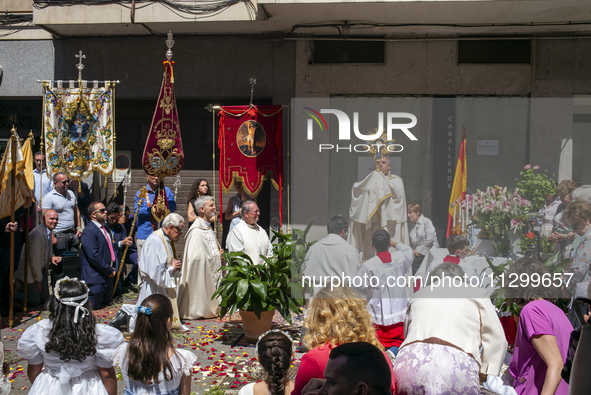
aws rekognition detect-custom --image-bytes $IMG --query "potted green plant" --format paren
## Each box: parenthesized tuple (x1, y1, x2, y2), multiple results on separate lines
(515, 165, 556, 213)
(212, 229, 306, 342)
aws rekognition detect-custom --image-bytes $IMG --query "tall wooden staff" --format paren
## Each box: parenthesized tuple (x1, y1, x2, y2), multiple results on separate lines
(113, 186, 146, 296)
(8, 127, 17, 328)
(38, 94, 45, 226)
(23, 131, 34, 314)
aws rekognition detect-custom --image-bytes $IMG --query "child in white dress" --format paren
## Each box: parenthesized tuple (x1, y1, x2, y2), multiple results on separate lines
(113, 294, 196, 395)
(238, 330, 296, 395)
(18, 277, 125, 395)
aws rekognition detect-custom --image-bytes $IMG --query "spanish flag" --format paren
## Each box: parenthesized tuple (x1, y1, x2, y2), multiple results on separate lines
(446, 132, 467, 238)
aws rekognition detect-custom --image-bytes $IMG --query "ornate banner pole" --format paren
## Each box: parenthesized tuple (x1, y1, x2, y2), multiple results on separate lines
(141, 31, 184, 227)
(122, 173, 131, 209)
(173, 174, 181, 201)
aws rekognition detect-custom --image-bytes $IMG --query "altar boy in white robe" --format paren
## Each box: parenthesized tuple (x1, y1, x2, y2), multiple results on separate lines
(113, 213, 184, 332)
(353, 229, 414, 356)
(178, 196, 223, 319)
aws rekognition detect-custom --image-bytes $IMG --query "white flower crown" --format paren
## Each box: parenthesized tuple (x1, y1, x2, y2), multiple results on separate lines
(54, 276, 86, 300)
(254, 329, 297, 356)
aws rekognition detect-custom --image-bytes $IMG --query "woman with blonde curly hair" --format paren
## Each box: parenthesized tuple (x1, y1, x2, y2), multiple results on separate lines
(293, 286, 396, 395)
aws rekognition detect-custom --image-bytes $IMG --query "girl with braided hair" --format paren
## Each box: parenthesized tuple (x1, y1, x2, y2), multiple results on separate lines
(17, 277, 125, 395)
(113, 294, 196, 395)
(238, 330, 296, 395)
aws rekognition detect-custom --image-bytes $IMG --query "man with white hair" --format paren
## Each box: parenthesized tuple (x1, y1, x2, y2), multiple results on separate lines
(227, 201, 273, 264)
(112, 212, 184, 331)
(178, 196, 223, 319)
(348, 156, 409, 261)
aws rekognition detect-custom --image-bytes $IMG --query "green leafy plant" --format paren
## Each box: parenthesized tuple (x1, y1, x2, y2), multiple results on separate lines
(212, 229, 309, 324)
(516, 165, 556, 213)
(286, 220, 316, 282)
(519, 232, 555, 255)
(484, 254, 571, 317)
(202, 384, 227, 395)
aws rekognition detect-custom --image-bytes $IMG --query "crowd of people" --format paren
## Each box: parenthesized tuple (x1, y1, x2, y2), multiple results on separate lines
(3, 151, 591, 395)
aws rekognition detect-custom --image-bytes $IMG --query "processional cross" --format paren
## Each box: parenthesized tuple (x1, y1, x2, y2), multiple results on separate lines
(75, 50, 86, 80)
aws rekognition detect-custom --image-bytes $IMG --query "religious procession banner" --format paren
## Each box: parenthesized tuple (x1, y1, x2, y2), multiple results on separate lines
(42, 82, 115, 181)
(217, 105, 283, 223)
(141, 60, 184, 224)
(0, 131, 34, 219)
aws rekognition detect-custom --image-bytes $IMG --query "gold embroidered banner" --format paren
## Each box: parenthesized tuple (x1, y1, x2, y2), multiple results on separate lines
(142, 60, 184, 224)
(42, 82, 115, 181)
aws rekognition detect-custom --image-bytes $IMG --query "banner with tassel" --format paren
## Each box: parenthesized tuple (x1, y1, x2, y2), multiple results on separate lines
(141, 32, 184, 225)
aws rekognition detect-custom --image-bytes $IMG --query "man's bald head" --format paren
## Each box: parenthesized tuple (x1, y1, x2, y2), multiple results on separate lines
(43, 210, 59, 231)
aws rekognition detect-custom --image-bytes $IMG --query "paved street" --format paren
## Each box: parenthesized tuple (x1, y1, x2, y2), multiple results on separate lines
(1, 290, 304, 394)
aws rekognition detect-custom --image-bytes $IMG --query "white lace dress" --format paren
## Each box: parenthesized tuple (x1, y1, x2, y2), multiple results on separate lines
(113, 343, 197, 395)
(17, 319, 125, 395)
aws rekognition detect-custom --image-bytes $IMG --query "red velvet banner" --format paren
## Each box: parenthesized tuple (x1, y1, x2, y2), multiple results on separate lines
(218, 105, 283, 225)
(142, 61, 184, 224)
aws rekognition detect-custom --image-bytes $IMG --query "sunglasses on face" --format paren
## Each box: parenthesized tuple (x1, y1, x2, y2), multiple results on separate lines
(93, 208, 107, 214)
(59, 179, 71, 185)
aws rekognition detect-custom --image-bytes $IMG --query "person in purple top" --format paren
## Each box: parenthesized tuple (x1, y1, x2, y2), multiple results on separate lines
(506, 257, 573, 395)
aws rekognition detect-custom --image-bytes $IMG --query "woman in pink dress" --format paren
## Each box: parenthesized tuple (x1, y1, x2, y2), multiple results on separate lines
(506, 257, 573, 395)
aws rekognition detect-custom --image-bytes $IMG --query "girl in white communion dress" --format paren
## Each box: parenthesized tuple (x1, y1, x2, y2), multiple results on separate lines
(238, 330, 296, 395)
(18, 277, 125, 395)
(113, 294, 196, 395)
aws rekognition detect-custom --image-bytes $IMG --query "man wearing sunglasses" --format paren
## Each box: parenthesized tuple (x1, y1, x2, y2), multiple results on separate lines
(41, 172, 82, 256)
(81, 201, 120, 309)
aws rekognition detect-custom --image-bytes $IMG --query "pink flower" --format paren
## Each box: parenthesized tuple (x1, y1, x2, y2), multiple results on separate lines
(524, 164, 531, 170)
(533, 166, 539, 170)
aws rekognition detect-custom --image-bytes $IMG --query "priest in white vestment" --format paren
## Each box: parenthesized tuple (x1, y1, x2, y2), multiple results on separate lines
(301, 215, 360, 297)
(226, 201, 273, 264)
(122, 213, 184, 332)
(178, 196, 222, 319)
(348, 156, 409, 261)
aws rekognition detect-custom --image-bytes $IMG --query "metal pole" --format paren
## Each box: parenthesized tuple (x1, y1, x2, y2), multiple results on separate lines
(287, 105, 291, 234)
(23, 206, 29, 313)
(39, 85, 46, 226)
(212, 108, 218, 239)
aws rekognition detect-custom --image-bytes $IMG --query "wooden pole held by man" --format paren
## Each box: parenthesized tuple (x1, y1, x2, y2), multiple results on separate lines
(9, 128, 17, 327)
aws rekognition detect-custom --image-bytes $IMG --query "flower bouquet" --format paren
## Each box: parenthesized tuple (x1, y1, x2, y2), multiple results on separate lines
(469, 186, 533, 256)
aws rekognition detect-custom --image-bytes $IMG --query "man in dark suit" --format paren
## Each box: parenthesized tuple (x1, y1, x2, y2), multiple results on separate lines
(80, 201, 119, 309)
(105, 202, 133, 297)
(14, 209, 61, 307)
